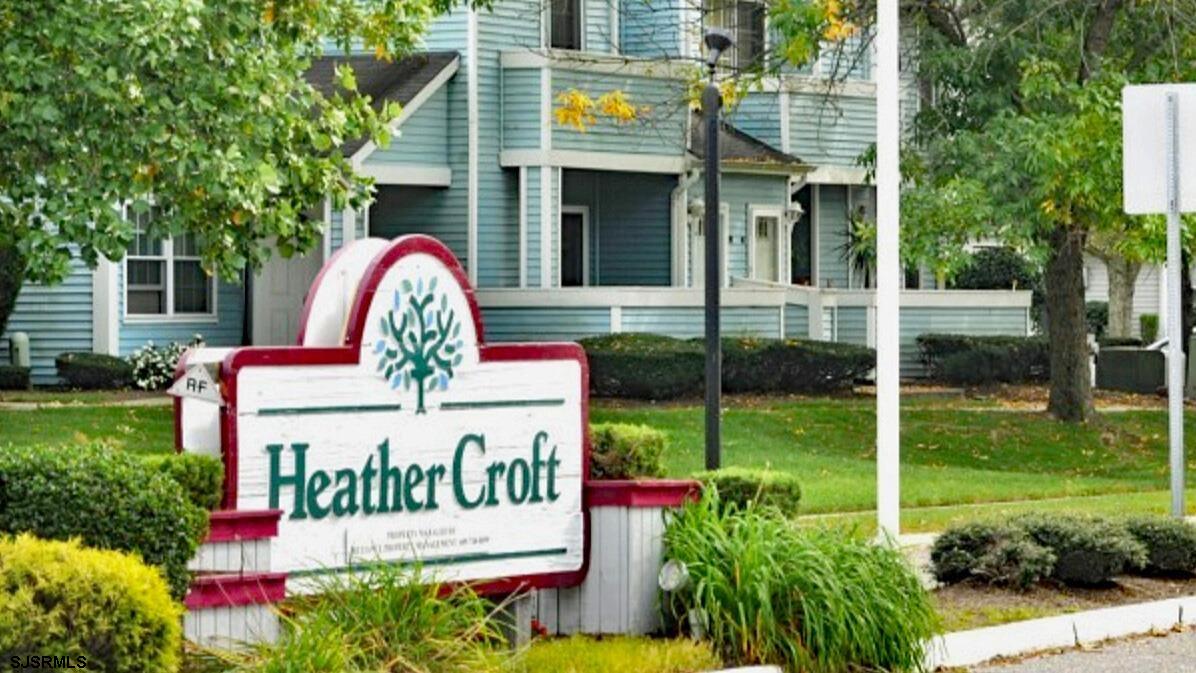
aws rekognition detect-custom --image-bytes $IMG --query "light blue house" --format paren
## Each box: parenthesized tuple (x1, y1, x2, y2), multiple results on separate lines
(2, 0, 1031, 384)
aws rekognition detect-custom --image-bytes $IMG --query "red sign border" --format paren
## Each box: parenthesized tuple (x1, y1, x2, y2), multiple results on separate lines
(180, 235, 591, 594)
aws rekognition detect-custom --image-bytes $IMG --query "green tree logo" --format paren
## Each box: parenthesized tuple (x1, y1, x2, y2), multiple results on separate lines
(373, 276, 464, 414)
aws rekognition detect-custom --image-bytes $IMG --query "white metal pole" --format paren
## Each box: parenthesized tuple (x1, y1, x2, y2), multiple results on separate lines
(875, 0, 901, 538)
(1165, 92, 1185, 518)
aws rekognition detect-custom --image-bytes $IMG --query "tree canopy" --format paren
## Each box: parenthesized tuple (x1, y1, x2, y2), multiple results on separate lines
(0, 0, 485, 285)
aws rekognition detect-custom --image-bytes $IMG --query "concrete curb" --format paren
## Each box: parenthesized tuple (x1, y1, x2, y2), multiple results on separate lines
(927, 594, 1196, 669)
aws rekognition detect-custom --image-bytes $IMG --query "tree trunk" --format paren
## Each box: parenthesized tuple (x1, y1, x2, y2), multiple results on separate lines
(1105, 256, 1140, 339)
(1046, 225, 1095, 422)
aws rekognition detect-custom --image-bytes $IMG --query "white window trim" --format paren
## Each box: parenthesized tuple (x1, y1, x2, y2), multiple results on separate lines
(559, 204, 591, 286)
(746, 204, 785, 283)
(122, 206, 218, 324)
(689, 203, 730, 288)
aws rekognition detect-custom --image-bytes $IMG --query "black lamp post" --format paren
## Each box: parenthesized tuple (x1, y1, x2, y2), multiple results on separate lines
(702, 28, 733, 471)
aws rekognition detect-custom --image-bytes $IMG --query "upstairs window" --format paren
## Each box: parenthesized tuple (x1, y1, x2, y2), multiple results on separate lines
(550, 0, 582, 50)
(125, 207, 215, 318)
(706, 0, 765, 69)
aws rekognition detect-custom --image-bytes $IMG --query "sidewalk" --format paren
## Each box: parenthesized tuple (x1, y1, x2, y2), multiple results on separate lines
(972, 628, 1196, 672)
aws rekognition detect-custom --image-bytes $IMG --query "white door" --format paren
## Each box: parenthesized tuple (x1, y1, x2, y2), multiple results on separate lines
(253, 248, 325, 345)
(753, 215, 779, 282)
(690, 218, 706, 288)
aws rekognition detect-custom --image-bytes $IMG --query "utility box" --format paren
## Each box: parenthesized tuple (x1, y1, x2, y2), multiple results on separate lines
(1096, 348, 1165, 394)
(8, 332, 30, 368)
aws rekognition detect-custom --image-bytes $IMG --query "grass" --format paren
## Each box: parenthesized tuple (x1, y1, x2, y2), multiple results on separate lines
(514, 636, 720, 673)
(593, 396, 1189, 516)
(0, 405, 173, 453)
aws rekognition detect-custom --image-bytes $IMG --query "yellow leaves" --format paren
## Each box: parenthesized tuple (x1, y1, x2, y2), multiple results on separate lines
(821, 0, 858, 42)
(554, 89, 641, 132)
(263, 1, 276, 23)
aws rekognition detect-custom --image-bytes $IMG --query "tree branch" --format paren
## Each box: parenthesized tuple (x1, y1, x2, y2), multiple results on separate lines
(1079, 0, 1124, 83)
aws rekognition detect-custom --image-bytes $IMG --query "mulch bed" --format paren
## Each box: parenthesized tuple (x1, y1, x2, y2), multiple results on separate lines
(934, 575, 1196, 632)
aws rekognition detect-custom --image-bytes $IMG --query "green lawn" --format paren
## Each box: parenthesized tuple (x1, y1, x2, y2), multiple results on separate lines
(3, 392, 1191, 533)
(593, 396, 1192, 517)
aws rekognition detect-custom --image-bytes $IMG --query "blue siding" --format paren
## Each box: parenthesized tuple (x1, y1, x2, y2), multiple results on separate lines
(817, 185, 850, 289)
(700, 173, 789, 281)
(585, 0, 618, 52)
(481, 307, 611, 341)
(790, 91, 875, 167)
(562, 170, 673, 286)
(621, 307, 781, 338)
(526, 167, 542, 286)
(784, 303, 809, 339)
(329, 209, 344, 252)
(551, 68, 687, 155)
(0, 260, 94, 384)
(834, 306, 867, 345)
(502, 68, 542, 150)
(620, 0, 682, 58)
(366, 87, 449, 166)
(728, 95, 783, 149)
(370, 185, 462, 244)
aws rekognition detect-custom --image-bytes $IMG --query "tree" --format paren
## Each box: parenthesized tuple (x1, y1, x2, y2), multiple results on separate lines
(900, 0, 1196, 422)
(374, 277, 464, 414)
(0, 0, 486, 330)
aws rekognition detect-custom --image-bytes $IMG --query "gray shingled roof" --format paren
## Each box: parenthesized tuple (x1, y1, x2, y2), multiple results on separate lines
(689, 113, 807, 170)
(305, 52, 459, 156)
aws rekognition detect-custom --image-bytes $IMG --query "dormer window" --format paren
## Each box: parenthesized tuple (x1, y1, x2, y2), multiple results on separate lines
(705, 0, 765, 69)
(550, 0, 582, 50)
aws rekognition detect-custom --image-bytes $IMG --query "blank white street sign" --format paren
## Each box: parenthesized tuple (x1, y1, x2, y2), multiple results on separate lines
(1123, 84, 1196, 215)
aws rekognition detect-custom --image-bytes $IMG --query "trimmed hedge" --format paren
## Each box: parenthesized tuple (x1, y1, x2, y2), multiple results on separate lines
(581, 333, 874, 400)
(917, 334, 1050, 384)
(0, 443, 208, 598)
(0, 365, 30, 390)
(1124, 518, 1196, 575)
(590, 423, 667, 480)
(1099, 337, 1144, 348)
(0, 535, 182, 671)
(55, 351, 133, 390)
(694, 467, 802, 517)
(1014, 514, 1146, 586)
(143, 452, 224, 511)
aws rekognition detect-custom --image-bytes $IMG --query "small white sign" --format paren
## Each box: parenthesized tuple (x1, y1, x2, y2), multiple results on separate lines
(168, 364, 223, 405)
(1122, 84, 1196, 215)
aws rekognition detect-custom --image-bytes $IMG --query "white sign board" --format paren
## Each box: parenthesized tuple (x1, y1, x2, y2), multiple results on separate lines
(200, 236, 587, 591)
(168, 363, 223, 405)
(1123, 84, 1196, 214)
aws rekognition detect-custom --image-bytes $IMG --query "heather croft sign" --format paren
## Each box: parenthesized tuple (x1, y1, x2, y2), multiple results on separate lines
(175, 236, 587, 591)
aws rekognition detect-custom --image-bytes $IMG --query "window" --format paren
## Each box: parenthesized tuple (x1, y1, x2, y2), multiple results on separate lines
(705, 0, 765, 69)
(125, 208, 215, 318)
(550, 0, 582, 50)
(560, 206, 589, 287)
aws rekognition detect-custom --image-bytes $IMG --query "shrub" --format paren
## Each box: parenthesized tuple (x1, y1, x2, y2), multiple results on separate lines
(721, 337, 874, 394)
(128, 335, 204, 391)
(1141, 313, 1160, 343)
(694, 467, 802, 516)
(917, 334, 1050, 383)
(1014, 514, 1147, 586)
(590, 423, 667, 480)
(0, 365, 30, 390)
(663, 495, 937, 672)
(0, 241, 22, 341)
(931, 522, 1008, 584)
(1124, 517, 1196, 575)
(0, 534, 181, 672)
(931, 522, 1056, 590)
(1086, 301, 1109, 338)
(1099, 337, 1144, 348)
(953, 247, 1039, 291)
(581, 333, 704, 400)
(514, 636, 721, 673)
(581, 333, 874, 400)
(972, 536, 1056, 590)
(143, 452, 224, 511)
(55, 351, 133, 390)
(221, 563, 506, 673)
(0, 443, 207, 598)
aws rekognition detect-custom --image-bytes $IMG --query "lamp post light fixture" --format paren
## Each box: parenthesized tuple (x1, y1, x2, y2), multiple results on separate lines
(702, 28, 732, 471)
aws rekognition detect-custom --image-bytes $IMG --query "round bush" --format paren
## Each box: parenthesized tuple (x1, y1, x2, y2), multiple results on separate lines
(953, 247, 1038, 291)
(973, 536, 1056, 590)
(930, 522, 1009, 584)
(143, 452, 224, 511)
(0, 534, 181, 672)
(55, 351, 133, 390)
(1014, 514, 1147, 586)
(0, 443, 208, 598)
(590, 423, 667, 480)
(1124, 517, 1196, 575)
(694, 467, 802, 517)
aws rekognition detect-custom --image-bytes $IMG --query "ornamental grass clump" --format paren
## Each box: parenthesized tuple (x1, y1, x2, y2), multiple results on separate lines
(221, 562, 507, 673)
(662, 493, 937, 672)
